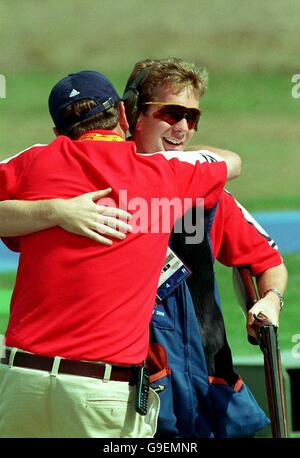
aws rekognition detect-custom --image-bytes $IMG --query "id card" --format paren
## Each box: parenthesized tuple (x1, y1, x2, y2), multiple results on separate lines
(156, 247, 191, 303)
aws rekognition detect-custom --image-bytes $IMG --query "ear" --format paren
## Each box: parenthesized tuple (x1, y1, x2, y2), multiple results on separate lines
(133, 113, 143, 132)
(53, 127, 60, 137)
(118, 102, 129, 134)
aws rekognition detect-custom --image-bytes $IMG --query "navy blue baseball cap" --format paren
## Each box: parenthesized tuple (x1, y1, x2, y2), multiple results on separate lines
(48, 70, 120, 129)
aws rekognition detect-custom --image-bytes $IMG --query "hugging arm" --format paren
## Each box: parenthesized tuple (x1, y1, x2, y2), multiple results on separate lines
(0, 146, 239, 244)
(0, 189, 132, 246)
(186, 144, 241, 180)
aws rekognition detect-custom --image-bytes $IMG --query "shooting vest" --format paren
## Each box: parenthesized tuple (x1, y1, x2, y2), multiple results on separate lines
(149, 206, 269, 438)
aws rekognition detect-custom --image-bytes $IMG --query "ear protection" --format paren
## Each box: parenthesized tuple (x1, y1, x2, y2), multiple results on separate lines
(122, 67, 151, 133)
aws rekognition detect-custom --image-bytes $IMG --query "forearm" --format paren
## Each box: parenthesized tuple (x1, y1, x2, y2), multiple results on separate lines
(247, 262, 288, 334)
(0, 200, 58, 236)
(186, 144, 236, 159)
(256, 263, 288, 299)
(0, 190, 133, 245)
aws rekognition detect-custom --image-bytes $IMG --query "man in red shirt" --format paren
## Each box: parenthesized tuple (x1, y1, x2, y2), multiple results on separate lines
(0, 70, 238, 438)
(122, 58, 287, 437)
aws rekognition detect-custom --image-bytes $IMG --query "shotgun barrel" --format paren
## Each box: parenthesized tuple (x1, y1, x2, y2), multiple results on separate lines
(236, 266, 288, 438)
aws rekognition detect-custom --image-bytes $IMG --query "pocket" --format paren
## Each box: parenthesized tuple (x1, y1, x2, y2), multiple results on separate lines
(84, 383, 140, 438)
(147, 342, 171, 381)
(84, 381, 159, 438)
(208, 376, 270, 438)
(151, 296, 176, 331)
(150, 373, 177, 436)
(146, 342, 177, 436)
(86, 397, 132, 408)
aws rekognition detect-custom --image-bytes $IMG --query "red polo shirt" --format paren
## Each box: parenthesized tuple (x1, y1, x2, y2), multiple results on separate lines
(0, 131, 226, 364)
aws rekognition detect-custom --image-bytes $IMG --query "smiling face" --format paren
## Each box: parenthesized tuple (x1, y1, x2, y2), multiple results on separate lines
(132, 83, 201, 153)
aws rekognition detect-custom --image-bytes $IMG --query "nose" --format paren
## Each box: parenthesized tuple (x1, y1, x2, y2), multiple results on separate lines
(172, 117, 189, 133)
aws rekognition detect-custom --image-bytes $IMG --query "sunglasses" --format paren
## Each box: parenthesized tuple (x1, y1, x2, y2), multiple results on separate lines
(144, 102, 202, 131)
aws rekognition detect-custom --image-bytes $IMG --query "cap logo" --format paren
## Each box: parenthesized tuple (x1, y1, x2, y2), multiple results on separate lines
(69, 89, 80, 98)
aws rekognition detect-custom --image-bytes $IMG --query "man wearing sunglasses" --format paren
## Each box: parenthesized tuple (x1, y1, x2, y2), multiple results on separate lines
(0, 59, 287, 438)
(122, 58, 287, 438)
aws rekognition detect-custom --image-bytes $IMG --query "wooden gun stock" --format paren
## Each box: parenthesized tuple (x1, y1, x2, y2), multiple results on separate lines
(235, 266, 288, 438)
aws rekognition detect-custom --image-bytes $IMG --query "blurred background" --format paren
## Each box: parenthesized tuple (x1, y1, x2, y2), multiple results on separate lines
(0, 0, 299, 435)
(0, 0, 299, 207)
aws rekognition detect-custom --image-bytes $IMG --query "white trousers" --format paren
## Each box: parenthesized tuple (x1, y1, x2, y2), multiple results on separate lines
(0, 360, 159, 438)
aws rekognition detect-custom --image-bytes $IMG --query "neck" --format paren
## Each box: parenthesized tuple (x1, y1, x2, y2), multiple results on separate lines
(132, 133, 142, 152)
(113, 124, 126, 140)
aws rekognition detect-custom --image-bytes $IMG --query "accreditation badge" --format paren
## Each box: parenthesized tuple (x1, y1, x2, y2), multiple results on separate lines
(156, 247, 191, 303)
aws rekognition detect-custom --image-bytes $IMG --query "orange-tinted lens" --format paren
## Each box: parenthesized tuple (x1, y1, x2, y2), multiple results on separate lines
(152, 105, 201, 130)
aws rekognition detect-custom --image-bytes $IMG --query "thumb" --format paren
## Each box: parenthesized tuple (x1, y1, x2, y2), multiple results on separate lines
(88, 188, 112, 201)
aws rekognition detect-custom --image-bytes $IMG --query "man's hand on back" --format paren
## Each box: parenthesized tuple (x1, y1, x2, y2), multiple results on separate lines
(50, 189, 133, 246)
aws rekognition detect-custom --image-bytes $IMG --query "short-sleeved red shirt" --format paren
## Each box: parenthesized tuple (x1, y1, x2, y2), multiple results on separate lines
(0, 131, 226, 364)
(211, 190, 282, 272)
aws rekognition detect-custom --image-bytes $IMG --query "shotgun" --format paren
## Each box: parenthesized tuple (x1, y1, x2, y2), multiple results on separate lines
(233, 266, 288, 438)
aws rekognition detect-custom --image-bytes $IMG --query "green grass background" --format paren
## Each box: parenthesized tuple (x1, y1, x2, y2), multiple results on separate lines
(0, 1, 299, 356)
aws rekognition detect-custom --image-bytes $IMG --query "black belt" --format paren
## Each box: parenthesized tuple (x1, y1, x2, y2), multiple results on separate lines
(1, 350, 136, 382)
